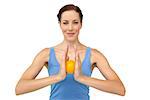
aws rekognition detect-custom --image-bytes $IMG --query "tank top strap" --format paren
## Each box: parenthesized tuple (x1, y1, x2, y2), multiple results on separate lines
(82, 47, 91, 64)
(86, 47, 91, 58)
(85, 47, 91, 60)
(49, 47, 53, 64)
(49, 47, 59, 65)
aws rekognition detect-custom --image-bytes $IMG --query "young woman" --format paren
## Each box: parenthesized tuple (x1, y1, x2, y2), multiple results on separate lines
(15, 4, 126, 100)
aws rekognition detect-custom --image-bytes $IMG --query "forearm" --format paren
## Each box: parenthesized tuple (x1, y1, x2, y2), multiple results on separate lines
(77, 76, 125, 96)
(15, 75, 61, 95)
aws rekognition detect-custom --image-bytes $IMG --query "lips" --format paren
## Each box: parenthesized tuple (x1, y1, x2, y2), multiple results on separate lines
(67, 33, 75, 37)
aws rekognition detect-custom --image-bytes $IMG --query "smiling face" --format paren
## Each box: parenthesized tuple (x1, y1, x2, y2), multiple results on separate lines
(60, 10, 82, 42)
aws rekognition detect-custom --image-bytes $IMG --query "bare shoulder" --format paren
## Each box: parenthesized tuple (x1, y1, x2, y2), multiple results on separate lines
(91, 48, 107, 64)
(91, 48, 104, 58)
(37, 48, 50, 57)
(33, 48, 50, 62)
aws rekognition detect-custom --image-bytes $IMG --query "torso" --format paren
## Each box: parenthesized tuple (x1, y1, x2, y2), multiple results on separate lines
(45, 44, 96, 71)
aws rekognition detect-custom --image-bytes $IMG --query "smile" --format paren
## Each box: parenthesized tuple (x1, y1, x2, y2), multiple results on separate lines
(67, 33, 75, 37)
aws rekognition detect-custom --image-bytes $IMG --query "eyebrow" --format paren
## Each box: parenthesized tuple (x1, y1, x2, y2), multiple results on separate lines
(62, 19, 79, 22)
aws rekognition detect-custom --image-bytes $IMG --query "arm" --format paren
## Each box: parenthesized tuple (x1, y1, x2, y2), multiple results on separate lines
(75, 49, 126, 96)
(15, 48, 65, 95)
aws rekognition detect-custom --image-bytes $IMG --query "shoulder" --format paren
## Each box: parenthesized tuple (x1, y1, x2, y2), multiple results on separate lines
(91, 48, 103, 57)
(34, 48, 50, 61)
(38, 48, 50, 56)
(90, 48, 106, 63)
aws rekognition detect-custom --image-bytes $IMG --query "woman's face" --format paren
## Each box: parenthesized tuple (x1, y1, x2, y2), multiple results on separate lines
(60, 10, 82, 42)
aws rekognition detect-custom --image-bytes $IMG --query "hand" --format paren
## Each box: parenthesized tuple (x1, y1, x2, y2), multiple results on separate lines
(65, 44, 76, 74)
(57, 46, 68, 81)
(74, 51, 84, 81)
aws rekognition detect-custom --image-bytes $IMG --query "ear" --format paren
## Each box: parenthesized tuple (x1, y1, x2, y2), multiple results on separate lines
(58, 21, 62, 28)
(58, 21, 61, 25)
(80, 22, 82, 29)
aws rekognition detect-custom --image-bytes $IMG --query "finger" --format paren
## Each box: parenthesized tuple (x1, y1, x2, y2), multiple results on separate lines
(66, 56, 69, 61)
(62, 54, 66, 67)
(76, 51, 81, 65)
(75, 52, 81, 73)
(65, 45, 69, 60)
(73, 44, 77, 51)
(68, 44, 76, 60)
(76, 51, 80, 59)
(75, 51, 78, 61)
(75, 51, 79, 66)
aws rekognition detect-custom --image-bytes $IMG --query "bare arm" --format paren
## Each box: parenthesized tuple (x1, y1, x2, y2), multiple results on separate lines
(75, 49, 126, 96)
(15, 48, 66, 95)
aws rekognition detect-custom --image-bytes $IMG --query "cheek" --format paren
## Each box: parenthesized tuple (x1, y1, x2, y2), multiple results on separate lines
(60, 25, 67, 32)
(75, 26, 81, 32)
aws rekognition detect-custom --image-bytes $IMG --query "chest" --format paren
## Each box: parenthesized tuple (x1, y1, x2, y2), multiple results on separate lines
(48, 50, 93, 76)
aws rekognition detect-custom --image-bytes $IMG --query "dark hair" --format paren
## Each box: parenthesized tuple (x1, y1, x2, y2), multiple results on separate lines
(57, 4, 83, 23)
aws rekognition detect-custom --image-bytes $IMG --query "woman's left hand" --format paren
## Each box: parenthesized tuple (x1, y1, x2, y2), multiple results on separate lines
(74, 51, 84, 81)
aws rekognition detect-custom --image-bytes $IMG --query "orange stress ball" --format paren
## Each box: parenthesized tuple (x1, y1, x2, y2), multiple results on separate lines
(66, 60, 75, 74)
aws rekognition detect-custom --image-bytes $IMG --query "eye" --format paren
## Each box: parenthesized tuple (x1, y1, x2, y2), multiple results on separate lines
(62, 21, 68, 25)
(74, 21, 79, 24)
(63, 22, 68, 24)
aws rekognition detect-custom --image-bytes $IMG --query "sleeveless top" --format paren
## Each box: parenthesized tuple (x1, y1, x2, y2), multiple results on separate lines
(48, 47, 92, 100)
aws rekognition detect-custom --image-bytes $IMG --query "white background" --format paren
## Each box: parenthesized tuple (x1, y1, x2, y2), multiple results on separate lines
(0, 0, 150, 100)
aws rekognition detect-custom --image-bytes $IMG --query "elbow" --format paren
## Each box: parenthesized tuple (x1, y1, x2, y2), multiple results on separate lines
(15, 86, 20, 95)
(119, 89, 126, 96)
(15, 79, 33, 95)
(15, 85, 26, 95)
(15, 84, 22, 95)
(121, 87, 126, 96)
(113, 80, 126, 96)
(118, 84, 126, 96)
(15, 81, 25, 95)
(15, 90, 20, 95)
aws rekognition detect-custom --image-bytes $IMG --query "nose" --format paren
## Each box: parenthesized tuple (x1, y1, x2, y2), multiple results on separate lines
(68, 24, 73, 31)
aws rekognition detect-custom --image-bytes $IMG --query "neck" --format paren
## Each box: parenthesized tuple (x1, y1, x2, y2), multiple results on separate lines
(62, 39, 80, 46)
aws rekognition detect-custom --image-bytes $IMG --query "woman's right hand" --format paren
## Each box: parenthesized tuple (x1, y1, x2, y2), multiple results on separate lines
(56, 45, 68, 81)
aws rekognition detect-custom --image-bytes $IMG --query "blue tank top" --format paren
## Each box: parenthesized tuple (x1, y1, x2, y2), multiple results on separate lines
(48, 47, 92, 100)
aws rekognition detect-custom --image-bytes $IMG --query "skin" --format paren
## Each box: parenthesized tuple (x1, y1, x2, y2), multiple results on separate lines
(15, 10, 126, 96)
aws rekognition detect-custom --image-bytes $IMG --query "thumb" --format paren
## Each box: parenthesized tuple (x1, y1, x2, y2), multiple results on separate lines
(75, 51, 80, 68)
(61, 54, 66, 69)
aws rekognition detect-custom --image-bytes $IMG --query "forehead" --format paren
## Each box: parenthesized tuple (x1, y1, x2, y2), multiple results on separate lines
(61, 10, 80, 21)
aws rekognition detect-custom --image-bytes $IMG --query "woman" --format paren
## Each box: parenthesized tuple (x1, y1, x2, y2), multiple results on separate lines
(15, 4, 126, 99)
